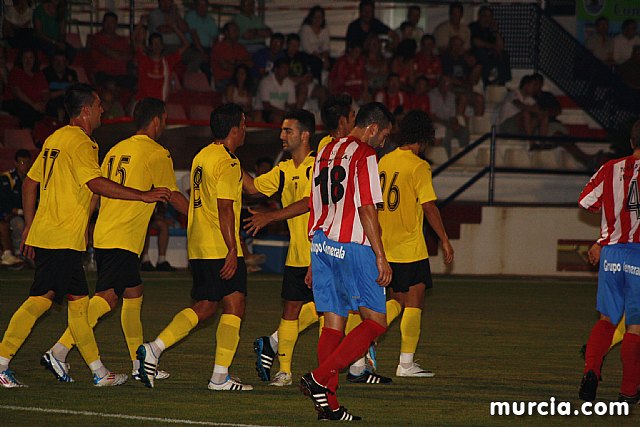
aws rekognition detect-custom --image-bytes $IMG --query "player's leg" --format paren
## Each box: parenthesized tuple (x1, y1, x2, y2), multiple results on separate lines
(154, 218, 176, 272)
(610, 314, 626, 349)
(395, 283, 435, 377)
(619, 255, 640, 402)
(140, 224, 155, 271)
(580, 245, 622, 401)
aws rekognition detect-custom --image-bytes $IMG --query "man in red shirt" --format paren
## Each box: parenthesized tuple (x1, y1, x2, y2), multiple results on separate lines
(415, 34, 442, 88)
(211, 22, 252, 91)
(88, 12, 135, 90)
(329, 41, 368, 103)
(578, 119, 640, 404)
(374, 73, 406, 115)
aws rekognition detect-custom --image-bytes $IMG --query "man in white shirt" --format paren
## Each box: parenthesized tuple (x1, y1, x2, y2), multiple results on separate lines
(433, 2, 471, 53)
(255, 58, 297, 123)
(429, 76, 469, 157)
(498, 75, 548, 147)
(613, 19, 639, 64)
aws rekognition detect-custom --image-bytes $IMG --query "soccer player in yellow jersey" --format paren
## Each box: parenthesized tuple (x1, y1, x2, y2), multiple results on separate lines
(0, 84, 171, 388)
(377, 110, 454, 378)
(137, 103, 253, 390)
(41, 98, 189, 384)
(242, 109, 319, 387)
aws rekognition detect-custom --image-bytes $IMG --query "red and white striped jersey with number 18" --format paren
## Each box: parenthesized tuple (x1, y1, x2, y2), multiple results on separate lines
(308, 136, 383, 246)
(579, 156, 640, 246)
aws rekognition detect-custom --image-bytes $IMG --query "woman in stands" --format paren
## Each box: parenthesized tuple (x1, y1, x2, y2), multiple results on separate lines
(224, 64, 255, 119)
(299, 6, 330, 82)
(2, 48, 49, 129)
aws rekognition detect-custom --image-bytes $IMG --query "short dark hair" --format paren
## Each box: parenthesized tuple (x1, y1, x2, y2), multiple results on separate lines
(64, 83, 97, 118)
(271, 32, 285, 42)
(103, 11, 118, 22)
(530, 73, 544, 84)
(450, 2, 463, 15)
(321, 94, 353, 132)
(421, 34, 436, 44)
(223, 22, 237, 34)
(399, 21, 414, 32)
(354, 102, 394, 129)
(149, 32, 163, 46)
(14, 149, 31, 162)
(631, 118, 640, 149)
(478, 5, 493, 16)
(284, 109, 315, 136)
(519, 75, 535, 89)
(134, 98, 166, 130)
(286, 33, 300, 44)
(274, 57, 290, 69)
(359, 0, 374, 12)
(622, 19, 637, 30)
(397, 110, 434, 146)
(210, 103, 244, 140)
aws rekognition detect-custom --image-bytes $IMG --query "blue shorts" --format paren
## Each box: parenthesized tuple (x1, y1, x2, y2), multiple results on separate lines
(310, 230, 386, 318)
(597, 243, 640, 325)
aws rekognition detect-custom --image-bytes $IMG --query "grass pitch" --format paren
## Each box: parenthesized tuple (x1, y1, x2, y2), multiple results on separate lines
(0, 271, 638, 426)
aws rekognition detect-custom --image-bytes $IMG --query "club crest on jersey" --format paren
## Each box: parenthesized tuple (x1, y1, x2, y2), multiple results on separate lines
(603, 260, 621, 274)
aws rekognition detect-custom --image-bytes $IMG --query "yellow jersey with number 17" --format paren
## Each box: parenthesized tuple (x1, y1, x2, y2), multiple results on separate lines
(188, 143, 244, 259)
(254, 152, 315, 267)
(93, 135, 180, 255)
(377, 147, 437, 263)
(26, 125, 102, 251)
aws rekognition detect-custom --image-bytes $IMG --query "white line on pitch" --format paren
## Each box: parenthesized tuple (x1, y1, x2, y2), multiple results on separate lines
(0, 405, 281, 427)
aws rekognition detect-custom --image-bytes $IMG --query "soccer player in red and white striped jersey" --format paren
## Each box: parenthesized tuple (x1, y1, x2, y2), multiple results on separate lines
(578, 119, 640, 403)
(300, 102, 394, 421)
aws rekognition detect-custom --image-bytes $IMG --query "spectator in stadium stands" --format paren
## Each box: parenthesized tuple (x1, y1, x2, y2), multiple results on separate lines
(530, 73, 564, 135)
(33, 0, 75, 62)
(433, 2, 471, 53)
(329, 41, 368, 104)
(406, 75, 430, 114)
(429, 75, 469, 157)
(585, 16, 615, 65)
(185, 0, 218, 81)
(88, 12, 135, 91)
(469, 5, 511, 85)
(613, 19, 639, 64)
(414, 34, 442, 89)
(225, 64, 255, 116)
(3, 47, 49, 129)
(299, 6, 330, 82)
(346, 0, 398, 50)
(3, 0, 36, 50)
(133, 16, 190, 102)
(233, 0, 273, 54)
(149, 0, 189, 54)
(617, 45, 640, 91)
(255, 58, 297, 124)
(283, 33, 313, 85)
(0, 221, 23, 268)
(391, 38, 418, 91)
(251, 32, 285, 79)
(396, 6, 423, 45)
(0, 149, 32, 260)
(498, 75, 548, 149)
(363, 34, 389, 97)
(43, 50, 77, 121)
(375, 73, 407, 116)
(141, 204, 178, 272)
(100, 85, 126, 120)
(211, 22, 252, 91)
(441, 36, 484, 116)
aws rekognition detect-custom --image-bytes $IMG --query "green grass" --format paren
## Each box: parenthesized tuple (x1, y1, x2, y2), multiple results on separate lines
(0, 271, 638, 426)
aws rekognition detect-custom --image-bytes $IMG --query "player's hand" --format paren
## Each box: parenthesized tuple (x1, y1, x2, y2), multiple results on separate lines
(588, 243, 601, 266)
(243, 208, 273, 236)
(375, 256, 392, 287)
(442, 240, 454, 264)
(20, 226, 34, 260)
(141, 187, 171, 203)
(304, 265, 312, 288)
(220, 249, 238, 280)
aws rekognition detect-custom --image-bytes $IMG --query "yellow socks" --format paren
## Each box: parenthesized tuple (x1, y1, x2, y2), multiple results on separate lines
(386, 299, 402, 326)
(68, 297, 101, 365)
(298, 302, 318, 333)
(215, 314, 242, 368)
(318, 315, 325, 337)
(400, 307, 422, 354)
(345, 312, 363, 335)
(121, 296, 143, 361)
(277, 318, 299, 374)
(611, 315, 626, 349)
(157, 308, 199, 350)
(0, 296, 52, 360)
(58, 295, 111, 350)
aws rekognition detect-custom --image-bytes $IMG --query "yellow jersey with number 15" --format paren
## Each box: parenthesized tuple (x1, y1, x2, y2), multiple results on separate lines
(26, 126, 102, 251)
(377, 147, 437, 263)
(93, 135, 179, 255)
(188, 143, 244, 259)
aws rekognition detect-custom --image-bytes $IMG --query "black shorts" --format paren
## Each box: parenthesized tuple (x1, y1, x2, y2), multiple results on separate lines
(389, 259, 433, 293)
(95, 248, 142, 296)
(190, 258, 247, 302)
(30, 248, 89, 304)
(281, 266, 313, 302)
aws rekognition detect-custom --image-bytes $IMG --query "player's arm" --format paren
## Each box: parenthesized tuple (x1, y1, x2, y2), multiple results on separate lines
(218, 198, 238, 280)
(422, 201, 454, 264)
(87, 177, 171, 203)
(242, 170, 260, 195)
(20, 176, 39, 259)
(358, 203, 392, 286)
(169, 191, 189, 215)
(244, 197, 310, 236)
